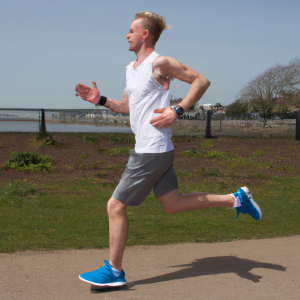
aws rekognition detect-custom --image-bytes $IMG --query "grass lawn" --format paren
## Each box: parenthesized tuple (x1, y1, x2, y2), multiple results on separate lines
(0, 132, 299, 252)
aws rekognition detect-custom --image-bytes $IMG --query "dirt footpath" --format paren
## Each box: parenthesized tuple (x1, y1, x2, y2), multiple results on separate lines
(1, 236, 299, 300)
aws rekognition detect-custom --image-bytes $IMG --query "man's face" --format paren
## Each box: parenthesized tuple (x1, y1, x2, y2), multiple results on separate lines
(126, 18, 145, 52)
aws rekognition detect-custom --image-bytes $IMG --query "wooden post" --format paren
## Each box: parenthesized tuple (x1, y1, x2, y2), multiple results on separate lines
(39, 109, 46, 133)
(296, 110, 300, 141)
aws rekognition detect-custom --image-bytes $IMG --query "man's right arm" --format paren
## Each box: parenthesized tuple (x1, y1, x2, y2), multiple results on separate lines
(103, 87, 129, 114)
(75, 81, 129, 114)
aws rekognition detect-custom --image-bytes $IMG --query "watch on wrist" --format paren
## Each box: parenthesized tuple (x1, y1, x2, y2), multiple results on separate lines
(95, 95, 107, 106)
(171, 105, 185, 116)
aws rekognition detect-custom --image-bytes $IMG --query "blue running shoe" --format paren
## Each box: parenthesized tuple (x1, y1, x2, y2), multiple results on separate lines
(233, 186, 262, 220)
(79, 260, 127, 287)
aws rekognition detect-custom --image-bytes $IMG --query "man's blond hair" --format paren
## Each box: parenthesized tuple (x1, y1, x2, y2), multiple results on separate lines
(135, 11, 172, 44)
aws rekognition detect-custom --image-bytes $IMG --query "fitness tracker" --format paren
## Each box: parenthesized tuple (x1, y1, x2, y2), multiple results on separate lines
(171, 105, 185, 116)
(96, 95, 107, 106)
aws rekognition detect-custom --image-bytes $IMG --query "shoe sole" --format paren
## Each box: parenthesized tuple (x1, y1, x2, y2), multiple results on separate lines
(79, 275, 127, 287)
(240, 186, 262, 221)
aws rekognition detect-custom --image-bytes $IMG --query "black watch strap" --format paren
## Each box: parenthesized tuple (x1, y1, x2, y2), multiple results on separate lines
(96, 95, 107, 106)
(172, 105, 185, 116)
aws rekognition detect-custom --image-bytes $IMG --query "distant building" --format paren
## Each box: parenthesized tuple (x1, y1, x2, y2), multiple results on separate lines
(203, 103, 212, 110)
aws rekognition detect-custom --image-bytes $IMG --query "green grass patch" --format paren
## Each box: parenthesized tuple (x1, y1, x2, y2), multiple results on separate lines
(0, 176, 299, 252)
(1, 152, 56, 172)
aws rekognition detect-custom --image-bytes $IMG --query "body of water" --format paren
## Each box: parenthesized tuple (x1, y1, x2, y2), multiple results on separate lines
(0, 121, 133, 133)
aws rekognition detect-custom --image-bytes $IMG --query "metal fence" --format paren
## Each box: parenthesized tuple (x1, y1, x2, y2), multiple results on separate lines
(0, 108, 299, 140)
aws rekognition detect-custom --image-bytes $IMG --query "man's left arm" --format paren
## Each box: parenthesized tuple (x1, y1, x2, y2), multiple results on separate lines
(150, 57, 210, 128)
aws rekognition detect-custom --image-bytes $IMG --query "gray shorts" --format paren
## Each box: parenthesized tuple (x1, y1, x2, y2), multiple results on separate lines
(112, 149, 178, 206)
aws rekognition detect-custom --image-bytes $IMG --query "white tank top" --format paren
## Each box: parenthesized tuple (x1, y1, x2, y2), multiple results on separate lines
(126, 51, 174, 153)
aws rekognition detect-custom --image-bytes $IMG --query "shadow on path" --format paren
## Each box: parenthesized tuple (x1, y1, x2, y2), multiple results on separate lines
(90, 256, 286, 293)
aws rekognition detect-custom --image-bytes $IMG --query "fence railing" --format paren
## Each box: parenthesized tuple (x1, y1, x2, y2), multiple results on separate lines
(0, 108, 299, 140)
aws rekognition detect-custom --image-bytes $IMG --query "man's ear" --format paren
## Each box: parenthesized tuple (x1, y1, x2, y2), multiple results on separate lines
(142, 29, 150, 40)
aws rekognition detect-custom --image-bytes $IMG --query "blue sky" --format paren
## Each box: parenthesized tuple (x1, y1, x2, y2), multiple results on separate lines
(1, 0, 299, 109)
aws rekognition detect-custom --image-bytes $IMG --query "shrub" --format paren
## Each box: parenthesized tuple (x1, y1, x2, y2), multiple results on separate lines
(35, 131, 61, 147)
(1, 152, 56, 172)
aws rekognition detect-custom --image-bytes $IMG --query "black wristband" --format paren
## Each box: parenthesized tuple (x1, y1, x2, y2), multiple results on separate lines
(96, 96, 107, 106)
(172, 105, 185, 116)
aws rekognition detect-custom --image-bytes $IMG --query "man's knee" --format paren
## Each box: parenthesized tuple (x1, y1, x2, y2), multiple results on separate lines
(161, 204, 177, 214)
(107, 197, 127, 218)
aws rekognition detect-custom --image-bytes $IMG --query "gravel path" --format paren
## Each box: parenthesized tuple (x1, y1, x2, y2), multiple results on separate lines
(1, 236, 299, 300)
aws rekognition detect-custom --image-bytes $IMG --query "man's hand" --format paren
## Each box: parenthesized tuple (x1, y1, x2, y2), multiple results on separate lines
(75, 81, 100, 104)
(150, 107, 178, 129)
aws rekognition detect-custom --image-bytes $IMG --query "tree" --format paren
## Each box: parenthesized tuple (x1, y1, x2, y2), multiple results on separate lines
(237, 58, 300, 124)
(274, 89, 300, 119)
(225, 99, 250, 119)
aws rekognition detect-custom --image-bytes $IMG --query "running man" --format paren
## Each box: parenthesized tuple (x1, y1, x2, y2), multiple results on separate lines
(75, 11, 262, 288)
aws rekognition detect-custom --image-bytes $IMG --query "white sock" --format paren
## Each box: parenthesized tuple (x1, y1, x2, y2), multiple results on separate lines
(112, 267, 121, 277)
(232, 193, 242, 208)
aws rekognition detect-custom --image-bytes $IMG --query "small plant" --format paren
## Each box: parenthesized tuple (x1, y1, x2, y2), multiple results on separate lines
(182, 150, 203, 158)
(255, 150, 265, 157)
(80, 153, 89, 159)
(252, 173, 267, 179)
(201, 140, 215, 150)
(225, 157, 255, 170)
(195, 167, 220, 177)
(92, 163, 98, 169)
(98, 147, 131, 157)
(35, 131, 61, 147)
(1, 152, 56, 172)
(0, 179, 37, 197)
(79, 162, 87, 169)
(107, 135, 134, 143)
(83, 135, 98, 144)
(205, 150, 228, 160)
(277, 165, 294, 173)
(104, 164, 126, 170)
(93, 171, 106, 177)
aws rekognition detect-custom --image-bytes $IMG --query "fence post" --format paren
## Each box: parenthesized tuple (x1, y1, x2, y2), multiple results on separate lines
(296, 110, 300, 141)
(39, 109, 46, 133)
(205, 110, 212, 138)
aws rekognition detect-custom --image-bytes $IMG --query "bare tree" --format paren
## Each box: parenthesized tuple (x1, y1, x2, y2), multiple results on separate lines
(237, 58, 300, 124)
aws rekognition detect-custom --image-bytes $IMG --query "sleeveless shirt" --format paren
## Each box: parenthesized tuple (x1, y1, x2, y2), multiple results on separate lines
(126, 51, 174, 153)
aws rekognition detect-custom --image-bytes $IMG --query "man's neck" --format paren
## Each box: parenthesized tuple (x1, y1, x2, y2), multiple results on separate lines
(134, 45, 155, 68)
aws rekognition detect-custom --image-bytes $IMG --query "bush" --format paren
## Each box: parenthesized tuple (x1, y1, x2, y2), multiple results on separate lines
(1, 151, 56, 172)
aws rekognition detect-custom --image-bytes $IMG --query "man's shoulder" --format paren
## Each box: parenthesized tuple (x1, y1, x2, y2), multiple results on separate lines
(153, 55, 173, 68)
